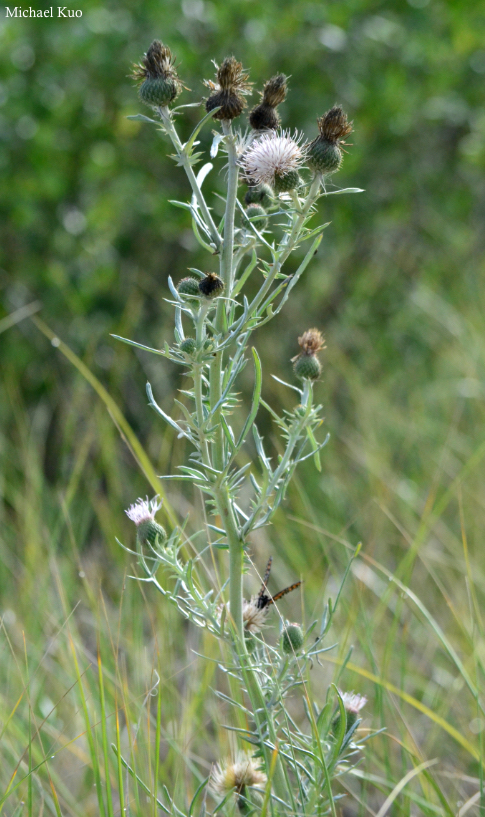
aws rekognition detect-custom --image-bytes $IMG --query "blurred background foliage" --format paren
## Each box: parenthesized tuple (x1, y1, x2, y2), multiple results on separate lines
(2, 0, 485, 811)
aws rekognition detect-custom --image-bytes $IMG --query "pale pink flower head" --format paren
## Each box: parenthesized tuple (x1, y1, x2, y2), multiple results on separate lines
(125, 495, 162, 527)
(339, 691, 367, 715)
(239, 129, 306, 186)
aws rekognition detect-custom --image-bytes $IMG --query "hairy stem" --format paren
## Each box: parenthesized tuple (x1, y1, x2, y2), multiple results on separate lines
(193, 304, 211, 464)
(220, 120, 240, 296)
(159, 106, 222, 251)
(209, 121, 240, 476)
(215, 484, 290, 802)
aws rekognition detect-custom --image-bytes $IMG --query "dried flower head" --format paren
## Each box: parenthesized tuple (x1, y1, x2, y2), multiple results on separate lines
(198, 272, 224, 299)
(204, 57, 252, 121)
(239, 130, 305, 186)
(132, 41, 183, 107)
(309, 105, 353, 175)
(316, 105, 353, 144)
(297, 328, 325, 356)
(292, 329, 325, 381)
(210, 751, 267, 800)
(261, 74, 288, 108)
(125, 495, 163, 526)
(249, 74, 288, 131)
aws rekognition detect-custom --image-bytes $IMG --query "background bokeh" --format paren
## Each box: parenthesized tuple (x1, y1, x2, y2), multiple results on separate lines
(2, 0, 485, 813)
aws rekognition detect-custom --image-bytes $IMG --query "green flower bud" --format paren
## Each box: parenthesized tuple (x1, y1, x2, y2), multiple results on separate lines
(331, 691, 367, 737)
(274, 169, 300, 194)
(292, 329, 325, 381)
(179, 337, 197, 354)
(136, 519, 167, 548)
(139, 76, 180, 107)
(281, 622, 304, 654)
(244, 183, 274, 209)
(177, 277, 200, 297)
(125, 496, 167, 549)
(293, 354, 321, 380)
(244, 631, 256, 651)
(308, 139, 342, 175)
(244, 204, 268, 230)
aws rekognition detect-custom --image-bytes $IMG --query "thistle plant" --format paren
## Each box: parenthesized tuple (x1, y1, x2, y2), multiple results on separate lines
(116, 39, 368, 815)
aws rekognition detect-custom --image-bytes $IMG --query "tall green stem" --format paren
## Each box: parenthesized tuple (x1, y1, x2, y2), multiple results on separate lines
(214, 484, 243, 636)
(210, 121, 240, 473)
(193, 304, 211, 465)
(214, 487, 290, 803)
(220, 120, 240, 295)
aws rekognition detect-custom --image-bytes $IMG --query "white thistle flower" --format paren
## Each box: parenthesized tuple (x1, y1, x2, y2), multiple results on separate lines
(242, 596, 270, 633)
(210, 751, 267, 799)
(217, 597, 269, 634)
(339, 691, 367, 714)
(239, 130, 306, 185)
(125, 495, 162, 526)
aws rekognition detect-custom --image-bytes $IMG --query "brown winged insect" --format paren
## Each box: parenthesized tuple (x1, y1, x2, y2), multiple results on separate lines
(256, 556, 301, 610)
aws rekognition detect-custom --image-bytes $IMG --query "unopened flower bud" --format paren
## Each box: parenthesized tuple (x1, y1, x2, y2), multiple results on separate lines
(244, 204, 268, 230)
(198, 272, 224, 299)
(281, 622, 304, 654)
(308, 106, 352, 176)
(132, 41, 183, 108)
(180, 337, 197, 354)
(244, 183, 274, 209)
(177, 277, 200, 297)
(204, 57, 252, 121)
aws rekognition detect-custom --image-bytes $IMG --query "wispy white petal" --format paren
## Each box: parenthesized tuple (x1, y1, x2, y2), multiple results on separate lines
(339, 690, 367, 714)
(210, 751, 267, 797)
(125, 495, 162, 526)
(239, 130, 305, 185)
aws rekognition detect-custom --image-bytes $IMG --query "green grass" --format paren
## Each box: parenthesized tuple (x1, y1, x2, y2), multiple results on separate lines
(2, 1, 485, 810)
(2, 280, 485, 815)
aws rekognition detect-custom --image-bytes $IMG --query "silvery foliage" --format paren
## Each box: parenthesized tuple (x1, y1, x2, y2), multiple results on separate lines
(115, 97, 369, 816)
